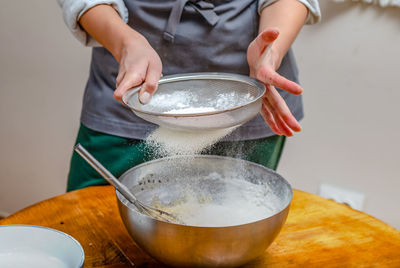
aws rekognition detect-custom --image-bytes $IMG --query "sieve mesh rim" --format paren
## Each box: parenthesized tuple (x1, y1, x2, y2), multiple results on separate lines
(121, 72, 266, 117)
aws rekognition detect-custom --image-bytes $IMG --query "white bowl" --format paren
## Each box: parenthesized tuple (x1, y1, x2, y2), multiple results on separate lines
(0, 225, 84, 268)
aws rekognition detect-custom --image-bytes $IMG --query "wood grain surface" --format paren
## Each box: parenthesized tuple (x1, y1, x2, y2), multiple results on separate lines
(1, 186, 399, 267)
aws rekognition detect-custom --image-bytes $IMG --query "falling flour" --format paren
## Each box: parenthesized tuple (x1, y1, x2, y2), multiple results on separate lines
(143, 88, 256, 157)
(138, 89, 272, 226)
(146, 126, 237, 157)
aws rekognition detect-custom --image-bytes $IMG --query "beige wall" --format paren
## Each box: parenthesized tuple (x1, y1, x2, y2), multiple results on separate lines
(0, 1, 399, 228)
(280, 1, 400, 229)
(0, 1, 89, 216)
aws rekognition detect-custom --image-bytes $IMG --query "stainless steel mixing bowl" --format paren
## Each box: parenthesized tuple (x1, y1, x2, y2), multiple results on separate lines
(121, 73, 265, 131)
(116, 155, 292, 267)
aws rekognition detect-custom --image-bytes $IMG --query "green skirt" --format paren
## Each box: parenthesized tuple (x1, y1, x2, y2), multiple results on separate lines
(67, 124, 286, 191)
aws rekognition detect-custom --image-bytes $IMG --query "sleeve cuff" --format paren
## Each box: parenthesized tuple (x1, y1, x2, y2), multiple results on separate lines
(258, 0, 321, 25)
(58, 0, 129, 47)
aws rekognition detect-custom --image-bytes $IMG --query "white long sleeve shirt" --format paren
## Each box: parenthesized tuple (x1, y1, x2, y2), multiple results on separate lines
(58, 0, 321, 46)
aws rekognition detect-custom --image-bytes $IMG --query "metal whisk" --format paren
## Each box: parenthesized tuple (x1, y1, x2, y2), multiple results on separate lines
(74, 144, 178, 223)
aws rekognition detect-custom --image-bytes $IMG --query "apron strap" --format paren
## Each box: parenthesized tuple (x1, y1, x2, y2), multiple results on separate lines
(163, 0, 220, 43)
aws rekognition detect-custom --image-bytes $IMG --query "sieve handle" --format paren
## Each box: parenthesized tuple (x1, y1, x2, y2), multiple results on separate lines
(74, 143, 138, 205)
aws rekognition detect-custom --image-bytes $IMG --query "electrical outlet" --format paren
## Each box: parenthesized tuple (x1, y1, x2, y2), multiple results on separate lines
(318, 184, 365, 211)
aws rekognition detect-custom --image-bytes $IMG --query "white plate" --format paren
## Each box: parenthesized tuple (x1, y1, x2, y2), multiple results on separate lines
(0, 225, 84, 268)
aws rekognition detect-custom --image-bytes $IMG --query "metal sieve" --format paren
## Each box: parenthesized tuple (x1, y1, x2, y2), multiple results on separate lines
(122, 73, 266, 131)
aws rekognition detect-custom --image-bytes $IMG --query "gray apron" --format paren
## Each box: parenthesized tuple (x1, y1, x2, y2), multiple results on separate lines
(80, 0, 303, 141)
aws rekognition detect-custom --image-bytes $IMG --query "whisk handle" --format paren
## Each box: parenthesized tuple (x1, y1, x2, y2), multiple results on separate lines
(74, 143, 138, 205)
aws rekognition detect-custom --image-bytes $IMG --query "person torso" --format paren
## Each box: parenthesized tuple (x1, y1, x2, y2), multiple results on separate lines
(81, 0, 303, 140)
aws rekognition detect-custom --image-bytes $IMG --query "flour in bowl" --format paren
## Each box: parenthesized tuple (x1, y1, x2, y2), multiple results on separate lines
(0, 250, 69, 268)
(150, 172, 279, 227)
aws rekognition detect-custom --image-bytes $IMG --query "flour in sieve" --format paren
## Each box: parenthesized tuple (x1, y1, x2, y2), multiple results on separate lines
(164, 107, 216, 114)
(146, 90, 255, 113)
(147, 91, 194, 112)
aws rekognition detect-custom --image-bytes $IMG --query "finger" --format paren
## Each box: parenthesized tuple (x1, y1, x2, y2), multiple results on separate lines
(260, 102, 282, 135)
(256, 28, 279, 54)
(263, 98, 292, 136)
(263, 98, 293, 137)
(116, 69, 125, 88)
(264, 85, 301, 132)
(114, 71, 144, 101)
(257, 67, 302, 95)
(263, 99, 291, 136)
(276, 115, 293, 137)
(139, 63, 162, 104)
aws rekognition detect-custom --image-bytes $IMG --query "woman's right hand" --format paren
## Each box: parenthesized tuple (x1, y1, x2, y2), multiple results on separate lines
(79, 4, 162, 104)
(113, 36, 162, 104)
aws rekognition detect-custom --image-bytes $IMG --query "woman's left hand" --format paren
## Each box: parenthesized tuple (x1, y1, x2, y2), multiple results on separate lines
(247, 28, 302, 137)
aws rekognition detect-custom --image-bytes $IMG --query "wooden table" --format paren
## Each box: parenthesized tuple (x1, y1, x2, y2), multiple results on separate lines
(1, 186, 399, 267)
